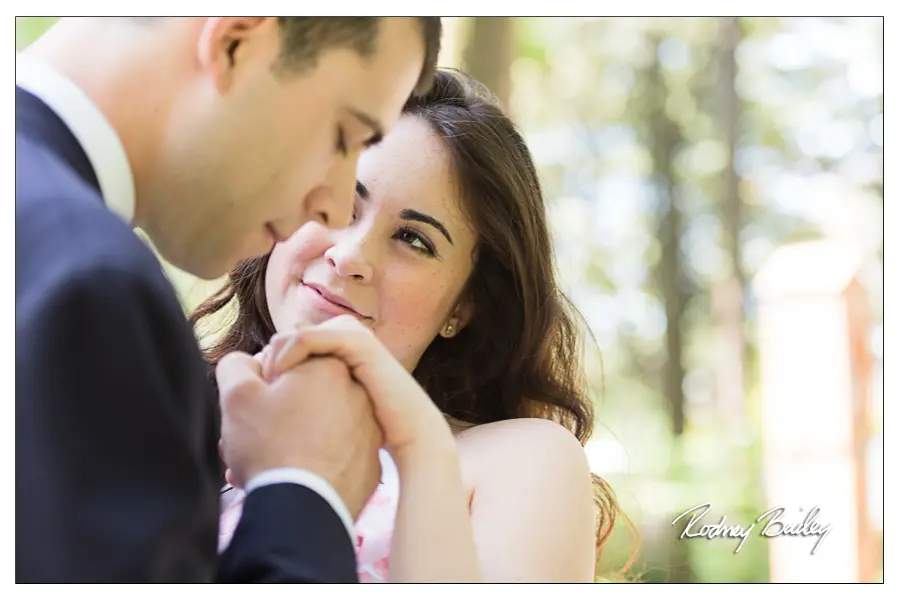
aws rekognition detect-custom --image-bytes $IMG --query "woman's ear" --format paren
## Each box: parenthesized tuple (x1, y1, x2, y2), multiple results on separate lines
(456, 301, 473, 331)
(439, 302, 473, 339)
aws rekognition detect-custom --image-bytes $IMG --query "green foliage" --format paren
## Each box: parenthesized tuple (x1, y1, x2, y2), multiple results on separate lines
(508, 16, 882, 582)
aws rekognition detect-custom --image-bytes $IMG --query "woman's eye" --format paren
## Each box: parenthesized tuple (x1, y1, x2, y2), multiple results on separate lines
(397, 229, 435, 256)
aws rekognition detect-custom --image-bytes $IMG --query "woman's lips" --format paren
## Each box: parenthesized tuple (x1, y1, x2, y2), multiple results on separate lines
(301, 283, 368, 320)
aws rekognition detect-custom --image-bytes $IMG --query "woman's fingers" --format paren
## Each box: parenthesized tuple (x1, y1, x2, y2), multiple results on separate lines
(264, 316, 379, 380)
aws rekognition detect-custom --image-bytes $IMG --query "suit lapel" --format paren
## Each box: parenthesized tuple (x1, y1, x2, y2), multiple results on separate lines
(16, 85, 101, 195)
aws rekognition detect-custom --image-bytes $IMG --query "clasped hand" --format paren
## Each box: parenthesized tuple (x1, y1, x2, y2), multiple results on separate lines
(216, 315, 453, 519)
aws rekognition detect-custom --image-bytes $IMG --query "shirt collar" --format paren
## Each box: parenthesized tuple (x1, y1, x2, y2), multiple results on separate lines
(16, 54, 136, 225)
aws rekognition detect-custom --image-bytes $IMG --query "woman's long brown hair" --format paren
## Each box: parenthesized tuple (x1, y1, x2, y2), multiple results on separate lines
(191, 69, 639, 579)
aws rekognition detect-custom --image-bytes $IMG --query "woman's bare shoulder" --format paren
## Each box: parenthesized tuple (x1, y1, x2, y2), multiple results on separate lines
(454, 417, 590, 482)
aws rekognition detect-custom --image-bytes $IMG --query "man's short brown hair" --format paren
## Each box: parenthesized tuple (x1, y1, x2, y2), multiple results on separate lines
(275, 17, 442, 96)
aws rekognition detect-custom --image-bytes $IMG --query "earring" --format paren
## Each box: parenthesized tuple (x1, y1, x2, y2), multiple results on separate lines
(443, 322, 457, 338)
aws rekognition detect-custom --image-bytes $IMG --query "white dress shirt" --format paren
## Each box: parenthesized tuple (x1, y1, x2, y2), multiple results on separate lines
(15, 54, 357, 544)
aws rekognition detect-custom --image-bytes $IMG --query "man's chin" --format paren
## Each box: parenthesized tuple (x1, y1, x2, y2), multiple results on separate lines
(183, 250, 245, 282)
(150, 246, 220, 282)
(186, 260, 231, 282)
(228, 236, 278, 272)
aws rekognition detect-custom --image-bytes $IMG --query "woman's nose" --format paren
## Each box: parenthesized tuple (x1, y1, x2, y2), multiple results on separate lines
(324, 234, 374, 283)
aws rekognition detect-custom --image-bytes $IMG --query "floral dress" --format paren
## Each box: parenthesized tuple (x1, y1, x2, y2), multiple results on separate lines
(218, 450, 399, 583)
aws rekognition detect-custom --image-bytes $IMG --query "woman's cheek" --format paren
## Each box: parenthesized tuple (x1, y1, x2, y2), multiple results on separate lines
(376, 275, 458, 365)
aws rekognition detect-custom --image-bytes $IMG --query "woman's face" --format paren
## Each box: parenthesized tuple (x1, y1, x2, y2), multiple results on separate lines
(265, 115, 478, 371)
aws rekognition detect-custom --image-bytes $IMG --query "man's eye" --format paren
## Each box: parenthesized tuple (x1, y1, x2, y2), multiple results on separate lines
(336, 127, 348, 156)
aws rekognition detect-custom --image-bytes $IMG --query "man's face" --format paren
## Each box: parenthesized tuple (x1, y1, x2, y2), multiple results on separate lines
(145, 17, 427, 280)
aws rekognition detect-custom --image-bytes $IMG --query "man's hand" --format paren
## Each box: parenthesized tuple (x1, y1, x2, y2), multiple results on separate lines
(216, 351, 382, 519)
(259, 315, 456, 466)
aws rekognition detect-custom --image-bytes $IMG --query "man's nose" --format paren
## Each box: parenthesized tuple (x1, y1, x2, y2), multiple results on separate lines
(311, 155, 358, 228)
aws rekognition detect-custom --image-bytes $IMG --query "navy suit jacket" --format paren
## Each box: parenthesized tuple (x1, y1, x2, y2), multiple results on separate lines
(15, 87, 357, 583)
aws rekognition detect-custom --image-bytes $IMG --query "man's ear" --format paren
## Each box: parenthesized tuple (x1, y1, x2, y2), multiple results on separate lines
(195, 17, 277, 93)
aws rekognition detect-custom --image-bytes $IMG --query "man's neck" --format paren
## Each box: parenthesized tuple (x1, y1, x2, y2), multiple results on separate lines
(24, 18, 175, 229)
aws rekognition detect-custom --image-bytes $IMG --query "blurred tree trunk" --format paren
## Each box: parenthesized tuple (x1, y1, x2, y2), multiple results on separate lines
(435, 17, 466, 68)
(460, 17, 514, 109)
(643, 34, 693, 581)
(714, 17, 748, 433)
(645, 44, 687, 440)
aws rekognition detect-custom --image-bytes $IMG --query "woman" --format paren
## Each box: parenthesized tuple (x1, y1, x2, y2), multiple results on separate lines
(192, 70, 633, 582)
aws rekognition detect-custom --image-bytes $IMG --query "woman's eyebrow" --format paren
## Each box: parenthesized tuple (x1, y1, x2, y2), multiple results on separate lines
(400, 208, 453, 245)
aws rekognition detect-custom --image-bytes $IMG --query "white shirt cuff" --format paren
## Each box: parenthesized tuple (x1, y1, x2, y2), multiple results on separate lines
(244, 468, 356, 545)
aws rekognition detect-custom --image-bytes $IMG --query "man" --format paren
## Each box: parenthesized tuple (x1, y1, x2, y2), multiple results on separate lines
(16, 17, 441, 582)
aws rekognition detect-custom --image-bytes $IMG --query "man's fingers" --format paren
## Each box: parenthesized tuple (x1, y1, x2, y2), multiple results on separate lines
(216, 351, 264, 404)
(260, 334, 307, 380)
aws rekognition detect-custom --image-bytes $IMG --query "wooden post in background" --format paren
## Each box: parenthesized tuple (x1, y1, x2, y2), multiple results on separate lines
(753, 240, 879, 582)
(460, 17, 514, 109)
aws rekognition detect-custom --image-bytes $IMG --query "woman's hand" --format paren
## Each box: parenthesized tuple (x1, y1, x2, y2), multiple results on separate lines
(263, 316, 482, 582)
(259, 315, 455, 463)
